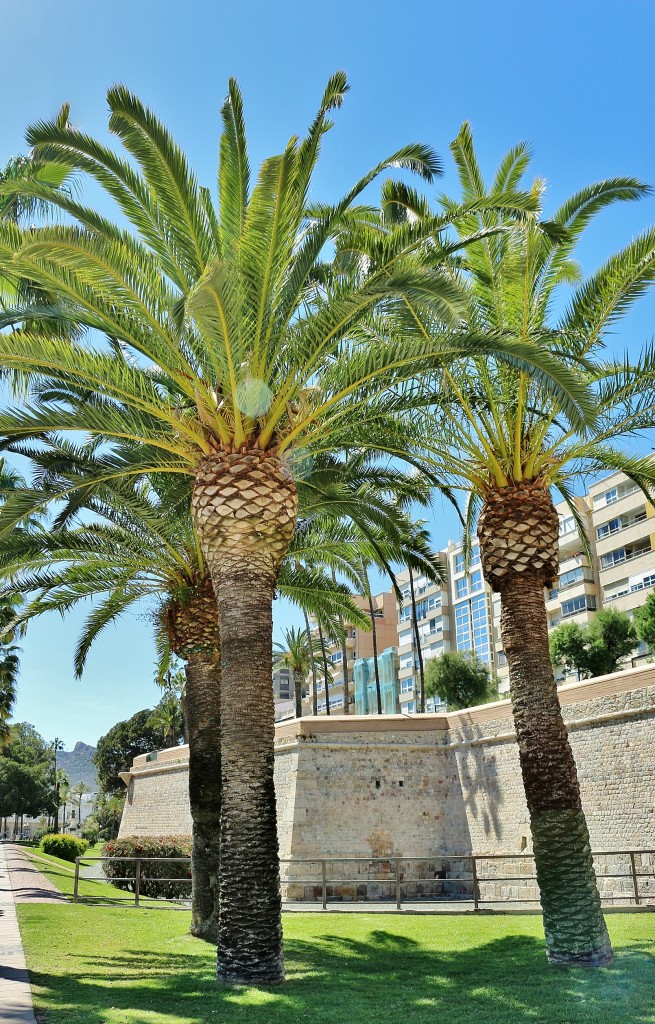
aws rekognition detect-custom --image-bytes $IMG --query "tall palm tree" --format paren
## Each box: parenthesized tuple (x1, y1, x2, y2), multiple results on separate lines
(388, 126, 655, 965)
(0, 81, 586, 981)
(273, 627, 321, 718)
(0, 443, 368, 943)
(72, 781, 90, 828)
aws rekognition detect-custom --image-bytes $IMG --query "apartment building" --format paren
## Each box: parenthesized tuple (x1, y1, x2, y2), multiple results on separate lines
(395, 563, 450, 713)
(303, 591, 397, 714)
(284, 469, 655, 715)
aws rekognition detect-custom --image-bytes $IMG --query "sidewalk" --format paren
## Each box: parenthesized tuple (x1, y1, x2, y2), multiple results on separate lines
(0, 843, 38, 1024)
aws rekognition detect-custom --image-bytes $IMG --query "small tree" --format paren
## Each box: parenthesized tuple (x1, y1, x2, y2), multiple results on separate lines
(425, 651, 495, 710)
(550, 609, 638, 679)
(549, 622, 589, 679)
(634, 592, 655, 649)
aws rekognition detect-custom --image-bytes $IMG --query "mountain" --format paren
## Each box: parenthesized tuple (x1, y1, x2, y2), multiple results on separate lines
(58, 742, 98, 790)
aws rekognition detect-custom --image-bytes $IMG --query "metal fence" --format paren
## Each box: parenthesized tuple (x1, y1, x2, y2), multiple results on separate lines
(73, 849, 655, 910)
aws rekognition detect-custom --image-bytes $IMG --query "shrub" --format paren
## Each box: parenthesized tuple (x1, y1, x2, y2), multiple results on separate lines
(40, 834, 89, 862)
(101, 835, 192, 899)
(81, 823, 100, 845)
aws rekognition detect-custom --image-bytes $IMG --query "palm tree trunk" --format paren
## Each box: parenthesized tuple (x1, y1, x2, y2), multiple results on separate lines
(367, 588, 382, 714)
(303, 607, 319, 716)
(293, 668, 303, 718)
(499, 573, 612, 965)
(478, 481, 611, 965)
(316, 619, 331, 715)
(331, 568, 350, 714)
(184, 651, 222, 944)
(409, 568, 425, 713)
(192, 449, 296, 985)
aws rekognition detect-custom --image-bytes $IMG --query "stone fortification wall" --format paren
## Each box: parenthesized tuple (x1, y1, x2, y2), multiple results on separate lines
(119, 664, 655, 895)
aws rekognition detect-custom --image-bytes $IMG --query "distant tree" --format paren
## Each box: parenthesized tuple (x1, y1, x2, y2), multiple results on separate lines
(549, 622, 589, 679)
(72, 781, 91, 827)
(273, 627, 321, 718)
(425, 651, 495, 710)
(0, 757, 52, 822)
(93, 710, 173, 796)
(550, 610, 638, 679)
(147, 693, 183, 748)
(4, 722, 52, 769)
(634, 592, 655, 649)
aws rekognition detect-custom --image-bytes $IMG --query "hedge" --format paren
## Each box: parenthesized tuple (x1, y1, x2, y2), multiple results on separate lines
(101, 835, 192, 899)
(40, 834, 89, 862)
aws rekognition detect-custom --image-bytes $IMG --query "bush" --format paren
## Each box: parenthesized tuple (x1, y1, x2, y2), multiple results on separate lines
(81, 823, 100, 845)
(101, 835, 192, 899)
(40, 834, 89, 862)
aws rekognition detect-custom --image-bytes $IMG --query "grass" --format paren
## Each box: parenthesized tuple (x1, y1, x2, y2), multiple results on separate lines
(16, 905, 655, 1024)
(21, 846, 166, 903)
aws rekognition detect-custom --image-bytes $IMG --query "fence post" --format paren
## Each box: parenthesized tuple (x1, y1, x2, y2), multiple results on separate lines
(73, 857, 79, 903)
(395, 858, 402, 910)
(629, 852, 640, 906)
(321, 860, 327, 910)
(135, 858, 142, 907)
(471, 856, 479, 911)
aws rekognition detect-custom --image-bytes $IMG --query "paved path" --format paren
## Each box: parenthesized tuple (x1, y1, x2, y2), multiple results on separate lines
(0, 844, 38, 1024)
(4, 845, 66, 905)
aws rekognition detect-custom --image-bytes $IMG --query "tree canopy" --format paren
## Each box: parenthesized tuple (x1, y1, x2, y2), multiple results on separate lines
(424, 650, 495, 710)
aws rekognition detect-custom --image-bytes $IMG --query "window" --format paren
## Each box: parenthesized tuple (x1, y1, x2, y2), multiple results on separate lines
(331, 651, 343, 664)
(401, 677, 414, 694)
(399, 652, 414, 670)
(597, 517, 621, 540)
(329, 696, 343, 709)
(630, 572, 655, 593)
(559, 566, 584, 589)
(427, 593, 442, 611)
(559, 515, 576, 536)
(405, 700, 416, 713)
(456, 577, 469, 599)
(400, 586, 411, 600)
(399, 628, 413, 647)
(398, 605, 411, 623)
(561, 594, 596, 618)
(605, 487, 619, 505)
(601, 547, 625, 569)
(454, 551, 466, 573)
(470, 569, 483, 593)
(471, 545, 481, 566)
(428, 617, 442, 635)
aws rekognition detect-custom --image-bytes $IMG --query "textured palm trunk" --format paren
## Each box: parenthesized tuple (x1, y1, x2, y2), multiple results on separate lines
(184, 651, 222, 942)
(192, 450, 297, 985)
(367, 590, 382, 714)
(303, 606, 319, 715)
(409, 568, 426, 713)
(317, 619, 331, 716)
(478, 482, 612, 966)
(331, 568, 351, 714)
(293, 668, 303, 718)
(166, 580, 222, 944)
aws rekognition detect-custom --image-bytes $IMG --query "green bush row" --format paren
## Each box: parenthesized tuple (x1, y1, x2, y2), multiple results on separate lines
(40, 834, 89, 862)
(101, 835, 192, 899)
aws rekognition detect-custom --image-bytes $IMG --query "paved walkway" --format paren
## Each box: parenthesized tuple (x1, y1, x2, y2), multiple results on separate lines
(0, 844, 38, 1023)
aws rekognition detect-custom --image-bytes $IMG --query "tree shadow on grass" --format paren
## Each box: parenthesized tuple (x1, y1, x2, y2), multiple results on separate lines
(28, 928, 655, 1024)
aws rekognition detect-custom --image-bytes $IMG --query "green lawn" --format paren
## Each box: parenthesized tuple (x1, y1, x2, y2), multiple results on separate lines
(21, 847, 163, 903)
(16, 905, 655, 1024)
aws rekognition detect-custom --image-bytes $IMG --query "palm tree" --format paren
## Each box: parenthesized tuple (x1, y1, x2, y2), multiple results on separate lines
(393, 126, 655, 965)
(0, 81, 585, 981)
(58, 777, 71, 830)
(72, 781, 90, 828)
(273, 627, 321, 718)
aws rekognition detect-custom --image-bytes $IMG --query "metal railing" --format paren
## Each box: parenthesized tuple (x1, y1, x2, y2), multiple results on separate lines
(73, 850, 655, 910)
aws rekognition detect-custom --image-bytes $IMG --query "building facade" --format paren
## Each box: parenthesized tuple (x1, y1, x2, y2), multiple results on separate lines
(303, 591, 398, 715)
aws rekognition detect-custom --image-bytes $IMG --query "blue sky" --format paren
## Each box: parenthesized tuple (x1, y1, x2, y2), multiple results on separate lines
(3, 0, 655, 748)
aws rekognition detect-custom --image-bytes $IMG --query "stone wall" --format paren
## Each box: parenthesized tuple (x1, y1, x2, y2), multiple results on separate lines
(118, 664, 655, 901)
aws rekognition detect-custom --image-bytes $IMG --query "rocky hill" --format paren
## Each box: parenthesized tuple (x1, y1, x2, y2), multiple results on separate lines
(58, 742, 98, 791)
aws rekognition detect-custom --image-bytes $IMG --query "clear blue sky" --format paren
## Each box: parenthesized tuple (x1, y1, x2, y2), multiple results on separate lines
(4, 0, 655, 748)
